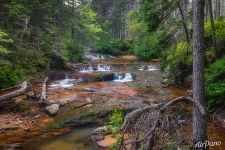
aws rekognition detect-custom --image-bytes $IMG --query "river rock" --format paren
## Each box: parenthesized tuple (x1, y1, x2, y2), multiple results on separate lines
(85, 73, 114, 82)
(91, 135, 104, 142)
(45, 104, 59, 116)
(92, 126, 108, 135)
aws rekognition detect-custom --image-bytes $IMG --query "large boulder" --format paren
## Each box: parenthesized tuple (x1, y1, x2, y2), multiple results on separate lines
(45, 104, 59, 116)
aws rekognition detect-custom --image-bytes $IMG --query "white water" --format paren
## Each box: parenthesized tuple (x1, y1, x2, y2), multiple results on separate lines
(114, 73, 133, 82)
(138, 65, 159, 71)
(80, 64, 111, 73)
(85, 54, 105, 61)
(49, 75, 76, 88)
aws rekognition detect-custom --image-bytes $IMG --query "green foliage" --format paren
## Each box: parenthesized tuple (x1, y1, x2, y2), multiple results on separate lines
(205, 56, 225, 108)
(0, 30, 13, 54)
(127, 0, 174, 60)
(162, 41, 192, 86)
(133, 30, 169, 60)
(205, 18, 225, 41)
(95, 36, 131, 56)
(127, 10, 148, 40)
(164, 140, 177, 150)
(0, 66, 25, 89)
(107, 110, 124, 135)
(204, 18, 225, 55)
(0, 0, 101, 79)
(62, 39, 84, 62)
(141, 0, 161, 32)
(4, 1, 29, 21)
(133, 35, 160, 60)
(80, 5, 102, 34)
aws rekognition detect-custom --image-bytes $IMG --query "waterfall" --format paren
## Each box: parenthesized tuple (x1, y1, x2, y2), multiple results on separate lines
(138, 64, 159, 71)
(114, 73, 133, 82)
(80, 64, 111, 73)
(49, 75, 76, 88)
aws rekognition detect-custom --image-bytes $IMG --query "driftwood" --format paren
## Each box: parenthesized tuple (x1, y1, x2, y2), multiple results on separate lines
(0, 81, 31, 102)
(119, 96, 207, 150)
(39, 77, 48, 105)
(73, 101, 95, 109)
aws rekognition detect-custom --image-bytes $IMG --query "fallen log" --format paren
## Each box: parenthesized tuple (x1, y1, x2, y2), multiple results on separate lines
(0, 85, 21, 93)
(39, 77, 48, 105)
(0, 81, 31, 102)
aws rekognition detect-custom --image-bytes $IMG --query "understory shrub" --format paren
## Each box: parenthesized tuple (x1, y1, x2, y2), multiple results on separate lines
(107, 110, 124, 135)
(161, 41, 192, 86)
(95, 37, 132, 56)
(62, 39, 84, 62)
(0, 66, 25, 89)
(205, 18, 225, 56)
(133, 30, 169, 60)
(205, 56, 225, 108)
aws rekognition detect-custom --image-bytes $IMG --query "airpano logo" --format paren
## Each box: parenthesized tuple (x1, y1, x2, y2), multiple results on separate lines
(194, 140, 221, 148)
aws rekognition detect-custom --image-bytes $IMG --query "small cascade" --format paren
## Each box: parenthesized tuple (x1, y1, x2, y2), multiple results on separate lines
(114, 73, 133, 82)
(80, 66, 94, 73)
(85, 54, 105, 61)
(80, 64, 111, 73)
(97, 64, 111, 72)
(138, 64, 159, 71)
(49, 75, 76, 88)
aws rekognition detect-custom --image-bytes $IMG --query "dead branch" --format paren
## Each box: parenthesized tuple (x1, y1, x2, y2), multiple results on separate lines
(39, 77, 48, 105)
(73, 101, 95, 109)
(0, 81, 32, 102)
(119, 96, 207, 150)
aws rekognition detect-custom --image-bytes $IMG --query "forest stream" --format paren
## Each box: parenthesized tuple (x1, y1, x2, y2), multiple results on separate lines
(1, 54, 225, 150)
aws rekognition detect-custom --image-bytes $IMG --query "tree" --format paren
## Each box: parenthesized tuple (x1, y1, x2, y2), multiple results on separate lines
(192, 0, 208, 149)
(208, 0, 218, 58)
(178, 0, 190, 43)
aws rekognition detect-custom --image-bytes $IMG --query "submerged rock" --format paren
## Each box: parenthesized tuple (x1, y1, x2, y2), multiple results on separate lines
(90, 135, 104, 142)
(45, 104, 59, 116)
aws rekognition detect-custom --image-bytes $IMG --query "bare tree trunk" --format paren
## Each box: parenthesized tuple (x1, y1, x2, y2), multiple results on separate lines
(208, 0, 218, 58)
(192, 0, 208, 149)
(217, 0, 221, 17)
(179, 4, 190, 42)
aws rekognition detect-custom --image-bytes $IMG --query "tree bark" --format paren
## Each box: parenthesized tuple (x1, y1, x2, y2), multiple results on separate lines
(208, 0, 218, 58)
(0, 81, 31, 102)
(178, 3, 190, 42)
(192, 0, 208, 149)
